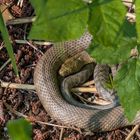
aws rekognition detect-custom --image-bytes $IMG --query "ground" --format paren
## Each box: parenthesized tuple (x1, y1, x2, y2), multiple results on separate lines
(0, 0, 140, 140)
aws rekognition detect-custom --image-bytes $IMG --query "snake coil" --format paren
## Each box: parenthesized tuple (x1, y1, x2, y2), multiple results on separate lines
(34, 32, 140, 132)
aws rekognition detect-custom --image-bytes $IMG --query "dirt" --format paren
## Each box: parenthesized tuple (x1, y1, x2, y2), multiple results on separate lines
(0, 0, 140, 140)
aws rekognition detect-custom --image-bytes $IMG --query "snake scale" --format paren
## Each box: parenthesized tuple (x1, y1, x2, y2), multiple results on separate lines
(34, 32, 140, 132)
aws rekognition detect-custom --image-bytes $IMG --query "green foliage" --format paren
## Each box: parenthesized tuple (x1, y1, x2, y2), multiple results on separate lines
(87, 14, 137, 64)
(135, 0, 140, 42)
(7, 118, 32, 140)
(88, 0, 126, 46)
(114, 58, 140, 121)
(87, 37, 137, 64)
(29, 0, 89, 41)
(0, 12, 19, 76)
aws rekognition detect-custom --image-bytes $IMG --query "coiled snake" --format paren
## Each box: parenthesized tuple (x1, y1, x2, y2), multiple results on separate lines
(34, 32, 140, 132)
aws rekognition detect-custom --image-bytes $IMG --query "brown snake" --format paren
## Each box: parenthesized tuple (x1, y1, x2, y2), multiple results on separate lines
(34, 32, 140, 132)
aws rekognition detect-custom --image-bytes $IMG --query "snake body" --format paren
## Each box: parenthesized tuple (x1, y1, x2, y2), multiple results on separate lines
(34, 32, 140, 132)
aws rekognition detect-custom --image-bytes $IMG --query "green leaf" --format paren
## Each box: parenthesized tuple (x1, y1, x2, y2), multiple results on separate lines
(88, 5, 137, 64)
(135, 0, 140, 42)
(113, 62, 128, 82)
(87, 37, 137, 64)
(29, 0, 46, 15)
(7, 118, 32, 140)
(88, 0, 126, 46)
(0, 12, 19, 76)
(122, 20, 137, 38)
(114, 58, 140, 121)
(136, 57, 140, 86)
(137, 44, 140, 53)
(29, 0, 89, 41)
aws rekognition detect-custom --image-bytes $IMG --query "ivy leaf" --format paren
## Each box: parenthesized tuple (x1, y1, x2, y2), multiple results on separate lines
(87, 37, 137, 64)
(88, 0, 126, 46)
(114, 58, 140, 121)
(29, 0, 89, 41)
(135, 0, 140, 42)
(7, 118, 32, 140)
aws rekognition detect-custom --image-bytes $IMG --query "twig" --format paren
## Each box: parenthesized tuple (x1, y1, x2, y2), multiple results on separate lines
(26, 41, 44, 55)
(0, 58, 11, 72)
(0, 81, 35, 90)
(82, 80, 95, 86)
(59, 128, 64, 140)
(6, 17, 36, 25)
(17, 0, 24, 8)
(92, 98, 112, 105)
(36, 120, 81, 132)
(125, 124, 139, 140)
(71, 87, 97, 93)
(15, 39, 52, 46)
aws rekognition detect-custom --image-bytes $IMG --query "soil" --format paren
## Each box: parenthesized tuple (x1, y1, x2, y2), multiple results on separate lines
(0, 0, 140, 140)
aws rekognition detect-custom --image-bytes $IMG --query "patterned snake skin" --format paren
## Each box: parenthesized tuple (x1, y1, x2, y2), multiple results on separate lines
(34, 32, 140, 132)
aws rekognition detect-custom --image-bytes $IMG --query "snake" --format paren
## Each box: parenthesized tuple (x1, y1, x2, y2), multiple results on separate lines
(34, 32, 140, 132)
